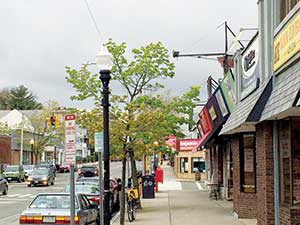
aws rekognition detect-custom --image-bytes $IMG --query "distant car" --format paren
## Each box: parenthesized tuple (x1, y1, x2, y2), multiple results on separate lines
(66, 182, 100, 205)
(0, 175, 8, 195)
(59, 164, 70, 173)
(19, 193, 99, 225)
(35, 162, 56, 177)
(23, 165, 34, 179)
(78, 165, 98, 177)
(3, 165, 25, 182)
(27, 168, 55, 187)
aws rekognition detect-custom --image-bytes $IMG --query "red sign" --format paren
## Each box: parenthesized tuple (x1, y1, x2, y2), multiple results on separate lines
(198, 107, 212, 134)
(64, 114, 76, 121)
(165, 135, 177, 151)
(179, 139, 202, 152)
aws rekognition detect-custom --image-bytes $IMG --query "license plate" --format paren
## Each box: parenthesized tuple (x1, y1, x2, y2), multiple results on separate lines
(34, 181, 39, 184)
(7, 178, 11, 180)
(43, 216, 55, 223)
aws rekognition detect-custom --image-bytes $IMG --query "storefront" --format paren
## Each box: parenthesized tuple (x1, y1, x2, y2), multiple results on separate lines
(174, 139, 206, 180)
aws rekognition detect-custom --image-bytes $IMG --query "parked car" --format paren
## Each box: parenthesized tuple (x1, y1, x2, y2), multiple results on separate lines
(19, 193, 99, 225)
(0, 175, 8, 195)
(78, 165, 98, 177)
(35, 162, 56, 177)
(73, 177, 120, 212)
(3, 165, 25, 182)
(27, 168, 55, 187)
(66, 182, 100, 205)
(23, 165, 34, 179)
(59, 164, 70, 173)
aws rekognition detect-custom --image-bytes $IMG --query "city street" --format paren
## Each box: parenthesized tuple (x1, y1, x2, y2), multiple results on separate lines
(0, 161, 128, 225)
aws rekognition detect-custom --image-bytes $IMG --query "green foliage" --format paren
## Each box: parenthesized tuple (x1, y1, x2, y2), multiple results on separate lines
(0, 122, 11, 135)
(0, 85, 43, 110)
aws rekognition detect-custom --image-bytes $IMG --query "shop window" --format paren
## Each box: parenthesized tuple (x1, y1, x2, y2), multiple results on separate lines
(280, 0, 299, 22)
(191, 158, 205, 173)
(279, 120, 291, 204)
(240, 134, 256, 193)
(180, 157, 188, 173)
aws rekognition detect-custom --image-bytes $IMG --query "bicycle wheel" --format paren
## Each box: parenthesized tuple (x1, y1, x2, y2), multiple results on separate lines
(127, 200, 134, 222)
(132, 201, 136, 221)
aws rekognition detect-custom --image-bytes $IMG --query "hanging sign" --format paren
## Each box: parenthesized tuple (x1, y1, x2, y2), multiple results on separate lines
(241, 35, 259, 100)
(215, 89, 228, 117)
(64, 114, 76, 164)
(220, 71, 236, 112)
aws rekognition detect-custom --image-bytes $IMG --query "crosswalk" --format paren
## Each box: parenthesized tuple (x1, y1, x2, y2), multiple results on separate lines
(0, 194, 36, 204)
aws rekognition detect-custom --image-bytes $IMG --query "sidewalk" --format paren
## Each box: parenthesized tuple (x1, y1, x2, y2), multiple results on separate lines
(112, 164, 256, 225)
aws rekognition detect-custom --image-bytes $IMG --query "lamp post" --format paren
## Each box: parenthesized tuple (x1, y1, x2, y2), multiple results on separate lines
(153, 141, 159, 173)
(96, 47, 113, 225)
(30, 139, 34, 164)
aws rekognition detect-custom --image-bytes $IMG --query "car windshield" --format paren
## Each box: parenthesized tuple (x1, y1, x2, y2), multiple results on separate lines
(5, 166, 19, 172)
(81, 166, 95, 171)
(23, 165, 34, 170)
(32, 169, 48, 176)
(66, 183, 99, 194)
(30, 195, 78, 209)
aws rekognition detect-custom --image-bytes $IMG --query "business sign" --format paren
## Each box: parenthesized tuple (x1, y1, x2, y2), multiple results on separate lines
(220, 71, 236, 112)
(94, 132, 104, 153)
(165, 135, 177, 151)
(241, 35, 259, 100)
(197, 122, 204, 137)
(198, 107, 212, 135)
(215, 89, 228, 117)
(274, 10, 300, 72)
(208, 105, 217, 121)
(64, 114, 76, 164)
(179, 139, 202, 152)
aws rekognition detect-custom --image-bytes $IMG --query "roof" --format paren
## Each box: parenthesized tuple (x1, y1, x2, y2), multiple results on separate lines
(260, 63, 300, 121)
(220, 77, 272, 135)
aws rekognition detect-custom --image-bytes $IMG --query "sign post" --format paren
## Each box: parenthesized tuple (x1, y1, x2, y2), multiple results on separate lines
(95, 132, 104, 225)
(64, 114, 76, 225)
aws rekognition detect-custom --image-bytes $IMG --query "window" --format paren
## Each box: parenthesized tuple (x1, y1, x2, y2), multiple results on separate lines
(191, 158, 205, 173)
(240, 134, 256, 193)
(180, 158, 188, 173)
(280, 0, 300, 22)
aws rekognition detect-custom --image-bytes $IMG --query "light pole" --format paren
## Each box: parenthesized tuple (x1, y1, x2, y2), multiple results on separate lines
(96, 47, 113, 225)
(30, 139, 34, 164)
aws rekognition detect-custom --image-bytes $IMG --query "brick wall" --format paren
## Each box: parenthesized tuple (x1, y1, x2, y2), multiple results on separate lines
(256, 121, 275, 225)
(232, 136, 257, 218)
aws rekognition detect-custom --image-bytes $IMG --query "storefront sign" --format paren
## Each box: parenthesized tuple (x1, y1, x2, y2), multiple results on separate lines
(179, 139, 202, 152)
(215, 89, 228, 117)
(208, 105, 217, 121)
(241, 35, 259, 100)
(198, 107, 212, 134)
(197, 122, 204, 137)
(220, 71, 236, 112)
(165, 135, 177, 151)
(274, 10, 300, 72)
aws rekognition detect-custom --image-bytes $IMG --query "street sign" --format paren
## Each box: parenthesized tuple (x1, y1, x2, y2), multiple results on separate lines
(94, 132, 104, 153)
(64, 114, 76, 164)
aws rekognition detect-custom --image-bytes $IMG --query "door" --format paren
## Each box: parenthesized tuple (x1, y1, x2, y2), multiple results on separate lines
(82, 195, 97, 224)
(78, 195, 92, 224)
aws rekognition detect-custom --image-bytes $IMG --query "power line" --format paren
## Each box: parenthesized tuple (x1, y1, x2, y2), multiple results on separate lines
(84, 0, 103, 39)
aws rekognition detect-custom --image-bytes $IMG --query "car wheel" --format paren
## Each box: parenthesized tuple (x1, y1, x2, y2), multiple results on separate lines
(18, 177, 21, 183)
(3, 186, 8, 195)
(51, 180, 54, 185)
(27, 184, 31, 187)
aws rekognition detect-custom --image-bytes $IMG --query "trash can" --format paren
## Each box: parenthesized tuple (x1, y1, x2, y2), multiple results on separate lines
(142, 175, 155, 199)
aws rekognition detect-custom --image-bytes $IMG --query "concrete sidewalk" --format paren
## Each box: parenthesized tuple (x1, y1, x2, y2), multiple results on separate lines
(112, 164, 256, 225)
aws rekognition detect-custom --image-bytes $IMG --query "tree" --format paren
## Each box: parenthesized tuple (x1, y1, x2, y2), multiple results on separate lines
(66, 40, 200, 224)
(3, 85, 43, 110)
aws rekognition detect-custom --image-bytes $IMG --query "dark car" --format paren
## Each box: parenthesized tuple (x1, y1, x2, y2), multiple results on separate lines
(19, 193, 99, 225)
(35, 162, 56, 177)
(3, 165, 25, 182)
(27, 168, 55, 187)
(0, 175, 8, 195)
(75, 177, 120, 212)
(78, 165, 98, 177)
(59, 164, 70, 173)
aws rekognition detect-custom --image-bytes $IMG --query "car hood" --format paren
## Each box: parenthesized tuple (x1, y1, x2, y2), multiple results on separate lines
(22, 208, 79, 216)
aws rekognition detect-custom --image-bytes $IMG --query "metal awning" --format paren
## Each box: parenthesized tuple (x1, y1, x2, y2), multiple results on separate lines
(260, 64, 300, 121)
(220, 77, 273, 135)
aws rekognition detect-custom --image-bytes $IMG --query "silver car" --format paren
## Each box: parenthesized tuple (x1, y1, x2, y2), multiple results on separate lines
(19, 193, 99, 225)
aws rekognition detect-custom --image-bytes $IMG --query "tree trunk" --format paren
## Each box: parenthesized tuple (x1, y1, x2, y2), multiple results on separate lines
(120, 157, 126, 225)
(131, 158, 142, 209)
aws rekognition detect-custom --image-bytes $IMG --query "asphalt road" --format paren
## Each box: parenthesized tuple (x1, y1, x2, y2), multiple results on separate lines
(0, 161, 140, 225)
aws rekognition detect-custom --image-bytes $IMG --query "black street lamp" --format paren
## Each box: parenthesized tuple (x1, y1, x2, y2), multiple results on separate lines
(96, 47, 113, 225)
(30, 139, 34, 164)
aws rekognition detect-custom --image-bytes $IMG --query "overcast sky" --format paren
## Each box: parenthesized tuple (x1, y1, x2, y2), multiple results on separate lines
(0, 0, 258, 109)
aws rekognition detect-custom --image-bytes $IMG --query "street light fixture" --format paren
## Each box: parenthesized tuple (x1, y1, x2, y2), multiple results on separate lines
(96, 46, 113, 225)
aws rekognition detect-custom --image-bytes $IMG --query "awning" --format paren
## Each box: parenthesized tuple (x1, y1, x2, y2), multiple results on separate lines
(260, 64, 300, 121)
(220, 77, 273, 135)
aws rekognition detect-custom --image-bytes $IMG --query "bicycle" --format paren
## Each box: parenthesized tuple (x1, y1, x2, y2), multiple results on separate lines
(127, 186, 139, 222)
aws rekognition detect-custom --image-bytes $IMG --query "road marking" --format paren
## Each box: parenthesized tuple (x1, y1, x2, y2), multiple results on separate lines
(7, 194, 21, 197)
(18, 194, 34, 197)
(195, 182, 203, 190)
(0, 213, 19, 223)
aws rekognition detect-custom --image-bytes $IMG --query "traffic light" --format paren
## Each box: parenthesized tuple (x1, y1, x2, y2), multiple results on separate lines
(49, 115, 59, 129)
